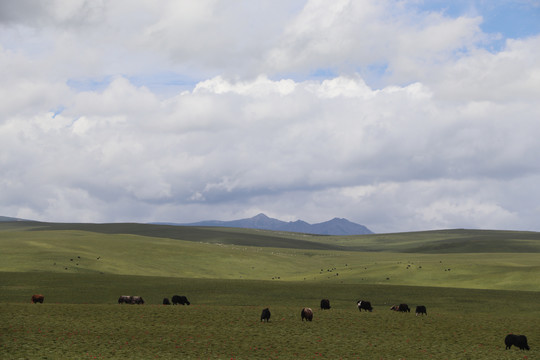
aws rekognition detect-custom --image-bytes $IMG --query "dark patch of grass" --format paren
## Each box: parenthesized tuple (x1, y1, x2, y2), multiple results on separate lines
(17, 221, 346, 251)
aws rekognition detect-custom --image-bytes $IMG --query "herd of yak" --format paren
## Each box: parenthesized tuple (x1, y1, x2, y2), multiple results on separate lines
(30, 294, 530, 351)
(117, 294, 191, 306)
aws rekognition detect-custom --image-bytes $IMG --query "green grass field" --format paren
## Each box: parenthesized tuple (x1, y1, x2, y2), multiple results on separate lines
(1, 221, 539, 358)
(2, 273, 540, 359)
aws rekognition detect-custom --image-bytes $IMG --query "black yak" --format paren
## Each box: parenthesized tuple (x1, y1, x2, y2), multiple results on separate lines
(260, 308, 271, 322)
(391, 303, 410, 312)
(301, 307, 313, 321)
(163, 297, 171, 305)
(31, 294, 44, 304)
(320, 299, 331, 310)
(171, 295, 190, 305)
(415, 305, 427, 316)
(505, 334, 530, 350)
(357, 300, 373, 312)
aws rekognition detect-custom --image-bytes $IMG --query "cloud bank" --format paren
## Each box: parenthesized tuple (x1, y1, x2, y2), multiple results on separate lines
(1, 0, 539, 233)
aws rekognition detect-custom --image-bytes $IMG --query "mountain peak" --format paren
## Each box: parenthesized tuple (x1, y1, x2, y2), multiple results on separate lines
(183, 214, 373, 235)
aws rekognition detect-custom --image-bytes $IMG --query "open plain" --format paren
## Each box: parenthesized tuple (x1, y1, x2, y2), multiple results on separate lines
(1, 221, 539, 359)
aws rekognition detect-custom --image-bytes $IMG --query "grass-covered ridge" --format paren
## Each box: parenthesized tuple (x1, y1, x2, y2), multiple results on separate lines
(2, 221, 540, 291)
(10, 220, 540, 253)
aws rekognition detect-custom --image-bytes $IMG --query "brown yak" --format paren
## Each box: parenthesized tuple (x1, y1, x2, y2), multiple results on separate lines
(31, 294, 44, 303)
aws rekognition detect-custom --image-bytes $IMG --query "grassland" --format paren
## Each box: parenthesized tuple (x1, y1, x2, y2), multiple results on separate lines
(1, 221, 540, 358)
(2, 274, 539, 359)
(2, 221, 540, 290)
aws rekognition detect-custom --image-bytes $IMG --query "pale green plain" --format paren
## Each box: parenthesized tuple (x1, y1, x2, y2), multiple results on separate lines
(1, 223, 540, 291)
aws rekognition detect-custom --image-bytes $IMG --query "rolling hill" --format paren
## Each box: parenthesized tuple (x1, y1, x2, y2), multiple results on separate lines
(6, 220, 540, 253)
(2, 220, 540, 291)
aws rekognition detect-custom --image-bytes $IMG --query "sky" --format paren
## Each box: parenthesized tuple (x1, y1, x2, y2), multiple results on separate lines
(1, 0, 539, 233)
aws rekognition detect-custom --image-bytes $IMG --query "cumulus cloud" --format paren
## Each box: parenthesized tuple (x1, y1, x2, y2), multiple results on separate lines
(265, 0, 486, 83)
(1, 0, 539, 232)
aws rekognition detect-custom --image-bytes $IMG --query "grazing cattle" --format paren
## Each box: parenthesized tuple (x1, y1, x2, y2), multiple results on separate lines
(301, 307, 313, 321)
(163, 298, 171, 305)
(415, 305, 427, 316)
(357, 300, 373, 312)
(505, 334, 530, 350)
(118, 295, 144, 304)
(391, 303, 410, 312)
(31, 294, 44, 304)
(171, 295, 190, 305)
(118, 295, 132, 304)
(320, 299, 331, 310)
(261, 308, 271, 322)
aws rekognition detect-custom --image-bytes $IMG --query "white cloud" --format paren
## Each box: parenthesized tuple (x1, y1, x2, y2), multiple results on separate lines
(265, 0, 485, 83)
(430, 35, 540, 102)
(194, 75, 296, 96)
(1, 0, 539, 232)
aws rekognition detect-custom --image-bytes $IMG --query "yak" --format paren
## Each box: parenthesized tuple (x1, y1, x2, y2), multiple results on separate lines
(391, 303, 410, 312)
(415, 305, 427, 316)
(118, 295, 132, 304)
(357, 300, 373, 312)
(163, 297, 171, 305)
(31, 294, 44, 304)
(320, 299, 331, 310)
(301, 307, 313, 321)
(118, 295, 144, 304)
(131, 296, 144, 305)
(260, 308, 271, 322)
(505, 334, 530, 350)
(171, 295, 190, 305)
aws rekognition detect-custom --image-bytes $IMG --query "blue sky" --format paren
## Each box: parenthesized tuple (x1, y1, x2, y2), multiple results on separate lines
(417, 0, 540, 39)
(1, 0, 540, 233)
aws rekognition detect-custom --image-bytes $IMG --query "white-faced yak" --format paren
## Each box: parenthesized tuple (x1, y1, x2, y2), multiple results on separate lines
(505, 334, 530, 350)
(357, 300, 373, 312)
(301, 307, 313, 321)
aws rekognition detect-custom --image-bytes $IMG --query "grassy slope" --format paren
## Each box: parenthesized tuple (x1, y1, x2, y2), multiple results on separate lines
(2, 222, 540, 290)
(306, 228, 540, 252)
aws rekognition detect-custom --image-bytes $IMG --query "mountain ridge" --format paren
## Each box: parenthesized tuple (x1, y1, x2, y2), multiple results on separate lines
(0, 214, 374, 236)
(161, 213, 374, 235)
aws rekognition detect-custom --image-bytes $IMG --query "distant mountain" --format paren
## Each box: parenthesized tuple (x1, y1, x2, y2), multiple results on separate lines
(169, 213, 373, 235)
(0, 216, 32, 222)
